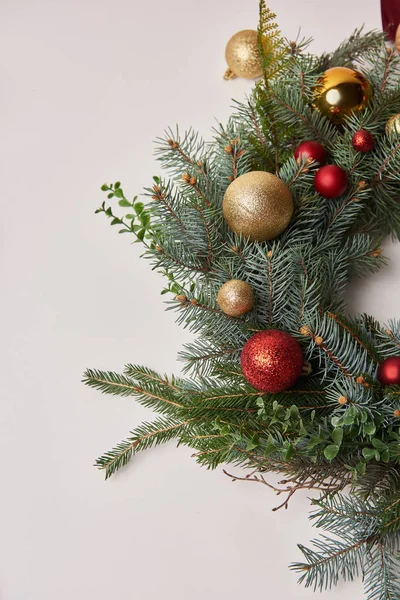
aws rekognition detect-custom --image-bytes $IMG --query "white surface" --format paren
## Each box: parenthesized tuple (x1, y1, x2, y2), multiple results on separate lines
(0, 0, 396, 599)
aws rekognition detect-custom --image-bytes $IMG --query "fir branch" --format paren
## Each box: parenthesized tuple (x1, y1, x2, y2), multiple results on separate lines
(293, 535, 370, 591)
(123, 365, 181, 393)
(83, 369, 184, 412)
(95, 417, 193, 479)
(363, 543, 400, 600)
(316, 28, 384, 71)
(326, 313, 381, 365)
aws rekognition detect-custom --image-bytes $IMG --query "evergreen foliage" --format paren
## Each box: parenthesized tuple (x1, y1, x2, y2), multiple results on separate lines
(85, 5, 400, 598)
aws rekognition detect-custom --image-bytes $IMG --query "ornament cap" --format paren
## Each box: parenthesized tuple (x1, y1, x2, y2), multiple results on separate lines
(223, 68, 237, 81)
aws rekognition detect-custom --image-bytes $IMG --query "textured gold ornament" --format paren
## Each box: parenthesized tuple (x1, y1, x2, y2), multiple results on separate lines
(312, 67, 372, 125)
(223, 171, 293, 241)
(396, 24, 400, 53)
(217, 280, 254, 317)
(224, 30, 262, 80)
(386, 113, 400, 136)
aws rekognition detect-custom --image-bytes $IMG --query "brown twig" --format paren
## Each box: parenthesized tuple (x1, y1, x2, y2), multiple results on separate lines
(223, 468, 350, 511)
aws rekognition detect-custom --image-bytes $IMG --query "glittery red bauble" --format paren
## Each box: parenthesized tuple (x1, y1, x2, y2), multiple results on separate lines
(352, 130, 375, 153)
(240, 329, 304, 393)
(378, 357, 400, 386)
(294, 141, 326, 166)
(314, 165, 348, 199)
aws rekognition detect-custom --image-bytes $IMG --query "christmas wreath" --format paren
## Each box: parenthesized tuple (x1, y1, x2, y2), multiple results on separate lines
(84, 4, 400, 597)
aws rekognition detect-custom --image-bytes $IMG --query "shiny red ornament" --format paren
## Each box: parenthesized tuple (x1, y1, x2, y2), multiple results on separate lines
(294, 141, 326, 166)
(378, 356, 400, 386)
(314, 165, 348, 199)
(381, 0, 400, 42)
(352, 130, 375, 153)
(240, 329, 304, 393)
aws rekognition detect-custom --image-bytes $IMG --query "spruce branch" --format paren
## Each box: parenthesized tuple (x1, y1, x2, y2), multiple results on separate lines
(95, 416, 193, 479)
(316, 28, 384, 71)
(83, 368, 184, 412)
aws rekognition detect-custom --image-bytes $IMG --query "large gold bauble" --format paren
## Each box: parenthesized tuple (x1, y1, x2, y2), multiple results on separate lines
(396, 24, 400, 53)
(222, 171, 293, 241)
(312, 67, 372, 125)
(224, 30, 262, 80)
(217, 280, 254, 317)
(386, 113, 400, 136)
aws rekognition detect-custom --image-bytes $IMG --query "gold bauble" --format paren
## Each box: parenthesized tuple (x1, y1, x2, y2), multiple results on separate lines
(386, 113, 400, 136)
(396, 24, 400, 53)
(217, 280, 254, 317)
(224, 30, 262, 80)
(312, 67, 372, 125)
(222, 171, 293, 241)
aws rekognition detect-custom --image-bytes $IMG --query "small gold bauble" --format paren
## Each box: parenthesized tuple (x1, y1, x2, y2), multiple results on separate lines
(312, 67, 372, 125)
(386, 113, 400, 136)
(222, 171, 293, 241)
(217, 280, 255, 317)
(224, 30, 262, 80)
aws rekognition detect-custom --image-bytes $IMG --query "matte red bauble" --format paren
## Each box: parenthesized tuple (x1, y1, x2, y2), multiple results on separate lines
(240, 329, 304, 393)
(378, 357, 400, 386)
(294, 141, 326, 166)
(314, 165, 348, 199)
(352, 130, 375, 153)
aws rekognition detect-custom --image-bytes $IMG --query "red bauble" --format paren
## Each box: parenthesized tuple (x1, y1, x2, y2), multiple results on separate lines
(378, 357, 400, 386)
(352, 130, 375, 153)
(294, 141, 326, 166)
(314, 165, 348, 199)
(381, 0, 400, 42)
(240, 329, 304, 393)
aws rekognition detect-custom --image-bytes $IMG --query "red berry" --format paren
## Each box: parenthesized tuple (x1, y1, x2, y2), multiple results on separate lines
(314, 165, 348, 199)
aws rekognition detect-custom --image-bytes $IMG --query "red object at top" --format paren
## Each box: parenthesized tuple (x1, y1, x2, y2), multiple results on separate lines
(381, 0, 400, 41)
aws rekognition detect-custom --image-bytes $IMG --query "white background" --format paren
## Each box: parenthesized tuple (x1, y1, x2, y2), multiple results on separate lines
(1, 0, 398, 599)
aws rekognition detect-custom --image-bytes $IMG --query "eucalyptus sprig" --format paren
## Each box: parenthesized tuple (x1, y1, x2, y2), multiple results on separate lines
(97, 181, 153, 245)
